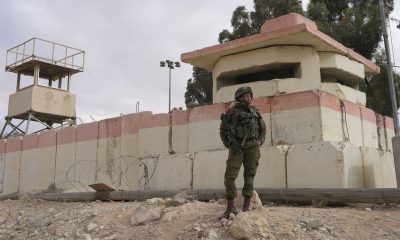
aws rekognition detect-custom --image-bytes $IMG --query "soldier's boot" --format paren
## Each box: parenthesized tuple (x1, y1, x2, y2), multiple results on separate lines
(242, 196, 251, 212)
(218, 199, 238, 221)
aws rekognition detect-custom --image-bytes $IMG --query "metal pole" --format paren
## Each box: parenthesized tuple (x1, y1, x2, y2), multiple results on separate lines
(168, 67, 171, 113)
(379, 0, 399, 135)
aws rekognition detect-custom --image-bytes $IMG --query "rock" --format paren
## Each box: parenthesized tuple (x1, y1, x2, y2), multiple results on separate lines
(229, 213, 236, 220)
(234, 190, 263, 210)
(229, 212, 270, 239)
(208, 229, 219, 240)
(168, 190, 187, 206)
(365, 207, 372, 211)
(307, 219, 322, 230)
(48, 207, 56, 214)
(193, 226, 201, 231)
(145, 198, 165, 206)
(103, 233, 117, 240)
(129, 203, 163, 226)
(86, 223, 98, 232)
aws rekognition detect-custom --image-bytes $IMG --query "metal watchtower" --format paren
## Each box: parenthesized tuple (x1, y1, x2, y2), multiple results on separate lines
(1, 37, 85, 138)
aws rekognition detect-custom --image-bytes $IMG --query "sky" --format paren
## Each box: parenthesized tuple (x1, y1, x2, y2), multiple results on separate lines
(0, 0, 400, 130)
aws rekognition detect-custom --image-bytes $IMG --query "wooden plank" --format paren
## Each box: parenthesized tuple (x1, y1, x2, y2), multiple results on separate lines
(31, 188, 400, 204)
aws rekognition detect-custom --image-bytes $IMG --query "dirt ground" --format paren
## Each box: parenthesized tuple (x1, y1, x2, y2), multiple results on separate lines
(0, 198, 400, 240)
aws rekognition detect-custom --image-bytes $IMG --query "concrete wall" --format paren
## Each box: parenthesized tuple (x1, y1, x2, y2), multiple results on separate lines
(0, 90, 397, 197)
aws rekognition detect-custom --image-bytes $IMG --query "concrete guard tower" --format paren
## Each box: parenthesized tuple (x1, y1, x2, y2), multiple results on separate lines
(0, 38, 85, 138)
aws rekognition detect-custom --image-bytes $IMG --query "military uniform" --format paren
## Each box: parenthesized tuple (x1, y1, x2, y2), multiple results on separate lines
(221, 101, 266, 199)
(218, 87, 266, 220)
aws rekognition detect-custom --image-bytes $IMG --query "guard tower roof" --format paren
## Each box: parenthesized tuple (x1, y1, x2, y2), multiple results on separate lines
(5, 37, 85, 79)
(181, 13, 379, 74)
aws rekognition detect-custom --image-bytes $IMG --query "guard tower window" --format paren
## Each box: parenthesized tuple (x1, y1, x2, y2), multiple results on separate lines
(217, 62, 301, 90)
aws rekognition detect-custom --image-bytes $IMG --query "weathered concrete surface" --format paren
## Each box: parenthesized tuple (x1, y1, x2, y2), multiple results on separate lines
(55, 126, 77, 192)
(1, 137, 21, 195)
(142, 153, 192, 191)
(188, 104, 226, 153)
(193, 149, 244, 190)
(171, 110, 189, 154)
(360, 107, 379, 149)
(271, 91, 322, 145)
(321, 83, 366, 106)
(213, 46, 320, 104)
(254, 145, 288, 188)
(139, 113, 170, 157)
(8, 85, 76, 118)
(74, 122, 98, 192)
(362, 147, 397, 188)
(97, 117, 122, 190)
(392, 136, 400, 188)
(287, 142, 364, 188)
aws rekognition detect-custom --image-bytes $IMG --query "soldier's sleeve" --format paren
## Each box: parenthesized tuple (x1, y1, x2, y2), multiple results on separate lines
(256, 109, 266, 145)
(219, 112, 230, 148)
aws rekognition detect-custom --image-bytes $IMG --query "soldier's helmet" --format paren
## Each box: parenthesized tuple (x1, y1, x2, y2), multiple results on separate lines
(234, 86, 253, 101)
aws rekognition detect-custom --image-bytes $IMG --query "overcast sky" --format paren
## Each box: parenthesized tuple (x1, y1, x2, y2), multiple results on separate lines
(0, 0, 400, 129)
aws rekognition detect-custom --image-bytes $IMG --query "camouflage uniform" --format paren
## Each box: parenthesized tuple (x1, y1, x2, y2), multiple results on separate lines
(220, 94, 266, 200)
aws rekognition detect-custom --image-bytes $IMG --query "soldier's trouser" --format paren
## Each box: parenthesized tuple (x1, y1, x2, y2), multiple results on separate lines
(224, 144, 260, 199)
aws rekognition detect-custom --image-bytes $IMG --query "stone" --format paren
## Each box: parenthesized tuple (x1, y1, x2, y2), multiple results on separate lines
(103, 233, 117, 240)
(86, 223, 98, 232)
(229, 212, 270, 239)
(365, 208, 372, 211)
(129, 203, 163, 226)
(208, 229, 219, 240)
(307, 219, 322, 230)
(234, 190, 263, 210)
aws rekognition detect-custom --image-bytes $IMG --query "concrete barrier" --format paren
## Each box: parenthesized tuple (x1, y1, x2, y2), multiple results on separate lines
(19, 133, 39, 193)
(171, 110, 189, 154)
(193, 149, 244, 190)
(75, 122, 98, 192)
(254, 145, 288, 188)
(0, 139, 6, 193)
(384, 116, 395, 152)
(271, 91, 322, 145)
(320, 91, 342, 142)
(34, 130, 57, 192)
(139, 113, 170, 157)
(189, 104, 226, 153)
(97, 117, 122, 190)
(2, 137, 22, 195)
(141, 153, 192, 191)
(360, 107, 379, 149)
(362, 147, 397, 188)
(287, 141, 364, 188)
(120, 112, 152, 191)
(55, 126, 77, 192)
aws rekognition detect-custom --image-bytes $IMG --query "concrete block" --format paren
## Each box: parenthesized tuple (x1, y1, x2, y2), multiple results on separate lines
(360, 107, 379, 149)
(254, 145, 288, 188)
(193, 149, 244, 190)
(320, 93, 342, 142)
(140, 153, 192, 191)
(0, 139, 6, 193)
(19, 134, 38, 193)
(139, 113, 170, 156)
(271, 91, 323, 145)
(287, 142, 364, 188)
(319, 52, 365, 84)
(120, 112, 152, 191)
(189, 104, 226, 153)
(376, 114, 388, 150)
(55, 126, 77, 191)
(340, 99, 363, 147)
(74, 122, 98, 192)
(172, 110, 189, 154)
(321, 83, 366, 106)
(362, 147, 397, 188)
(392, 136, 400, 187)
(2, 137, 22, 195)
(97, 117, 122, 190)
(384, 116, 395, 152)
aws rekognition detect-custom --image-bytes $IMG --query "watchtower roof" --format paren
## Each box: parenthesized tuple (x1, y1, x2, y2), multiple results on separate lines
(6, 37, 85, 80)
(181, 13, 379, 74)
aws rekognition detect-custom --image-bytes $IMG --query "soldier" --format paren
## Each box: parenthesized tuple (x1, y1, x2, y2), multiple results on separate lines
(218, 86, 266, 220)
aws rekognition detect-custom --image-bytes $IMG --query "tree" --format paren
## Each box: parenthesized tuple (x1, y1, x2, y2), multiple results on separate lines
(184, 67, 213, 108)
(307, 0, 394, 60)
(360, 50, 400, 117)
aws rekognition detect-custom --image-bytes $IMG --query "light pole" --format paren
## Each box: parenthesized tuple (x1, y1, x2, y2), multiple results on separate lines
(160, 60, 180, 112)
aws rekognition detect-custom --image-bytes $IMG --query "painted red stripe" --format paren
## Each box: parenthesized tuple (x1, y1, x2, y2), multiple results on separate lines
(172, 110, 189, 125)
(76, 122, 99, 142)
(271, 90, 320, 112)
(22, 134, 38, 151)
(384, 116, 395, 130)
(57, 126, 77, 145)
(99, 117, 122, 139)
(5, 137, 21, 153)
(122, 112, 153, 135)
(38, 130, 56, 148)
(0, 139, 6, 154)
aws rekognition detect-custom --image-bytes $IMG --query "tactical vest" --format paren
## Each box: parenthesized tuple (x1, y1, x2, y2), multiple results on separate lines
(234, 107, 260, 144)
